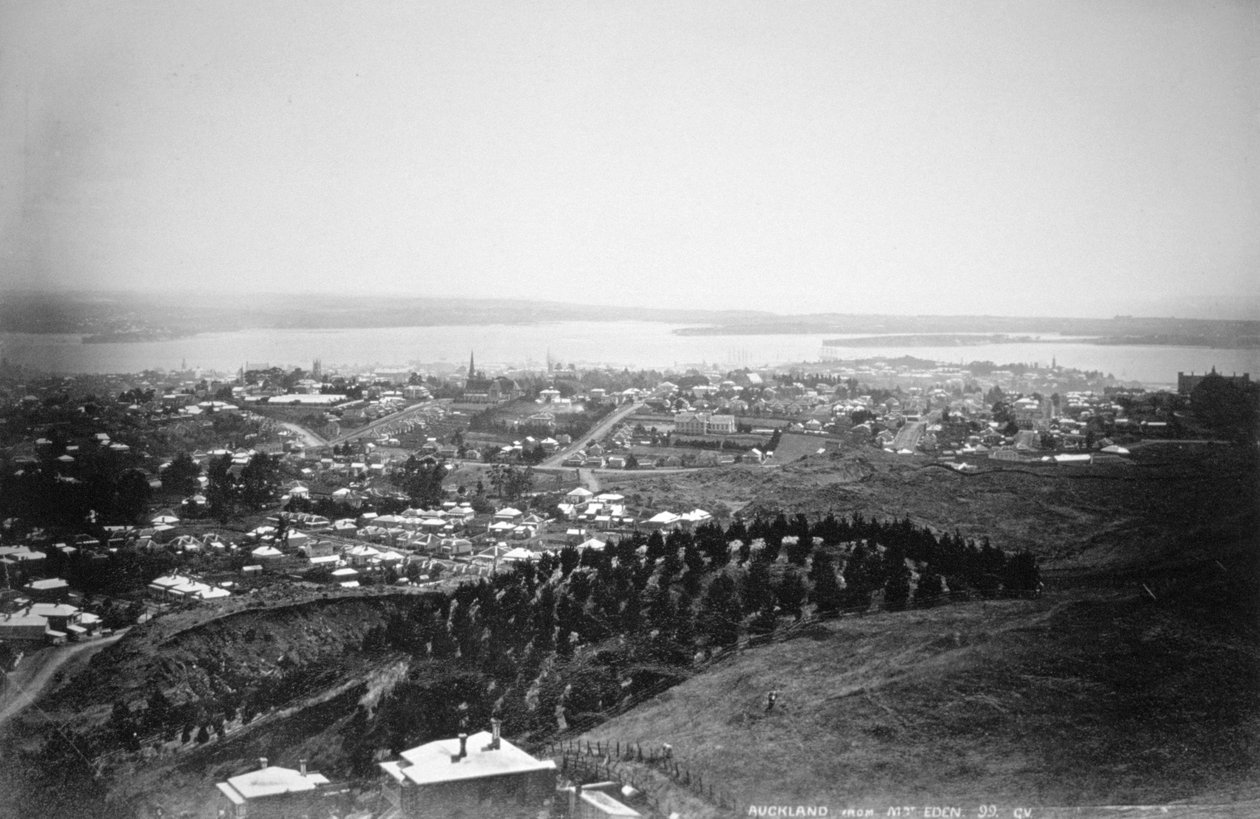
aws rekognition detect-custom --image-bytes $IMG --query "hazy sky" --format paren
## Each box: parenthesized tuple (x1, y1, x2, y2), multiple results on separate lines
(2, 1, 1257, 318)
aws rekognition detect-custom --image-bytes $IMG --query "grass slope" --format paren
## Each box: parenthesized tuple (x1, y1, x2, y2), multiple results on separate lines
(576, 443, 1260, 814)
(578, 587, 1259, 813)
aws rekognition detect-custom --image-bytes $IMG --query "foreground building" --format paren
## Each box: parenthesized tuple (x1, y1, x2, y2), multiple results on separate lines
(215, 758, 332, 818)
(380, 721, 556, 818)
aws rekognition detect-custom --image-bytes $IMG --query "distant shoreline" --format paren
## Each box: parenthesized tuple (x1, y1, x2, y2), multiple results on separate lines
(1, 324, 1255, 351)
(821, 333, 1041, 347)
(815, 333, 1260, 350)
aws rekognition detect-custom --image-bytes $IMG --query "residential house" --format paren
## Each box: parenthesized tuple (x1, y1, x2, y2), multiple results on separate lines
(0, 546, 47, 583)
(215, 758, 333, 819)
(565, 487, 594, 507)
(379, 723, 556, 819)
(494, 507, 524, 525)
(0, 608, 60, 643)
(645, 511, 681, 531)
(23, 577, 70, 603)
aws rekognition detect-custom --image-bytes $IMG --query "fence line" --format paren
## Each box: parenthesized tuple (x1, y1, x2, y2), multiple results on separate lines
(547, 737, 742, 815)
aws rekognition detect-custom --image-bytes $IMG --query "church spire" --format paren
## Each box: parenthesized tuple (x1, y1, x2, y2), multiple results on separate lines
(469, 351, 476, 379)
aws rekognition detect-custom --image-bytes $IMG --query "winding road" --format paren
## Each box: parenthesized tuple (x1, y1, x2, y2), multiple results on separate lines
(0, 630, 128, 726)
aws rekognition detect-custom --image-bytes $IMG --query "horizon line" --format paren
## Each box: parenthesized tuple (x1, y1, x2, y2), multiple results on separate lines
(5, 286, 1258, 324)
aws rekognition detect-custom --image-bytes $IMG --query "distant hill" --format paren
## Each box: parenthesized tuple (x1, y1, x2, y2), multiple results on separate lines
(0, 290, 770, 336)
(3, 290, 1258, 349)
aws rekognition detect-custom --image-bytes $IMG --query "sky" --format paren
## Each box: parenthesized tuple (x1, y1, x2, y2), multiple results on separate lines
(1, 1, 1257, 318)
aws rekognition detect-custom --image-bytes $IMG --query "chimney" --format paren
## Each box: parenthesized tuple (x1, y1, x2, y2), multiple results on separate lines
(451, 733, 468, 763)
(299, 759, 307, 776)
(491, 717, 502, 750)
(258, 757, 268, 770)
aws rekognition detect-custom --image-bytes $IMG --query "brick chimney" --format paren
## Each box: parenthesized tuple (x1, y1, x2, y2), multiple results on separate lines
(484, 717, 502, 751)
(451, 733, 468, 763)
(299, 759, 307, 776)
(258, 757, 268, 770)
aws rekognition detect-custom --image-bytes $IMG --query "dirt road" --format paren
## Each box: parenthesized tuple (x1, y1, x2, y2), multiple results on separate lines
(0, 630, 127, 726)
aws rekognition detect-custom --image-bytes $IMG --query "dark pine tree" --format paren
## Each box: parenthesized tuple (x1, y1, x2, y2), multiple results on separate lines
(741, 557, 775, 617)
(1002, 551, 1041, 596)
(913, 570, 945, 608)
(883, 544, 912, 611)
(700, 574, 741, 647)
(774, 568, 807, 620)
(808, 551, 843, 616)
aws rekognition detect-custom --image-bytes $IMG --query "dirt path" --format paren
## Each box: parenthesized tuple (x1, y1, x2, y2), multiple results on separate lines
(0, 630, 127, 726)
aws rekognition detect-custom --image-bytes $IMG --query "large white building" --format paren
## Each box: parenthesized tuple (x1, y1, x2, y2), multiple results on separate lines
(674, 412, 737, 435)
(380, 723, 556, 819)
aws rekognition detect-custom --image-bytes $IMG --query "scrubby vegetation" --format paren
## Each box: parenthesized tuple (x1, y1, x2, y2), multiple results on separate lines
(5, 513, 1039, 817)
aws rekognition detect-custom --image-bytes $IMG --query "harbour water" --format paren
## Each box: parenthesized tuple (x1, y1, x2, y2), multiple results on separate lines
(2, 322, 1257, 388)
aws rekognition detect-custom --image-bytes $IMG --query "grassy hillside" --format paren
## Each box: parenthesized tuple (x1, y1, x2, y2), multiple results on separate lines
(569, 442, 1260, 814)
(576, 584, 1258, 812)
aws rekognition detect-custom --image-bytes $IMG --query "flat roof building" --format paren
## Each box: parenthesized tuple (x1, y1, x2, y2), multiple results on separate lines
(379, 722, 555, 819)
(215, 758, 331, 819)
